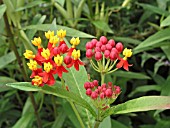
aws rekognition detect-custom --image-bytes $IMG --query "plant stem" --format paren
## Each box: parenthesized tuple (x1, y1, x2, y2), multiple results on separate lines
(94, 120, 100, 128)
(101, 73, 105, 84)
(60, 78, 85, 128)
(3, 12, 42, 128)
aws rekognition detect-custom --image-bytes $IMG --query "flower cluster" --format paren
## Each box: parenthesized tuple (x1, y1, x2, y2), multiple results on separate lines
(86, 36, 132, 72)
(84, 80, 121, 110)
(24, 30, 84, 86)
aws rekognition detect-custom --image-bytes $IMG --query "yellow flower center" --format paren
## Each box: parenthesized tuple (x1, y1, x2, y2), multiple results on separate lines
(54, 55, 63, 66)
(70, 37, 80, 48)
(57, 29, 66, 39)
(31, 37, 41, 48)
(41, 48, 50, 60)
(72, 49, 80, 60)
(49, 35, 59, 46)
(45, 30, 54, 39)
(44, 62, 53, 73)
(32, 76, 43, 86)
(27, 60, 37, 70)
(23, 50, 35, 59)
(123, 48, 133, 60)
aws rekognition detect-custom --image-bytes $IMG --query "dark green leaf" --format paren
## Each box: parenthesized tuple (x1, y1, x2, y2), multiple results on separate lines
(103, 96, 170, 118)
(0, 4, 6, 19)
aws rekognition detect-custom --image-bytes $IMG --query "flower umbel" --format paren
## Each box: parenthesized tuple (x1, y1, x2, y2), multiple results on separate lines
(24, 29, 83, 86)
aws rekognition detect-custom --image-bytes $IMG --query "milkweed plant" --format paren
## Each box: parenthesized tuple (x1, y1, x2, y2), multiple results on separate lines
(7, 29, 170, 128)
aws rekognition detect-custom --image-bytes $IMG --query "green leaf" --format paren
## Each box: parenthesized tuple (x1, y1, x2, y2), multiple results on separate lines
(99, 116, 111, 128)
(23, 24, 95, 38)
(161, 76, 170, 96)
(6, 82, 97, 117)
(133, 28, 170, 54)
(0, 52, 16, 69)
(113, 36, 141, 45)
(0, 76, 16, 92)
(161, 15, 170, 27)
(0, 4, 6, 19)
(128, 85, 161, 97)
(112, 71, 151, 79)
(52, 109, 66, 128)
(103, 96, 170, 118)
(13, 113, 34, 128)
(137, 3, 170, 16)
(15, 0, 46, 11)
(111, 119, 129, 128)
(154, 61, 165, 74)
(92, 20, 114, 34)
(161, 44, 170, 61)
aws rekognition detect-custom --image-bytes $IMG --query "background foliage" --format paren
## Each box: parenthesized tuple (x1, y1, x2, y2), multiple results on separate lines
(0, 0, 170, 128)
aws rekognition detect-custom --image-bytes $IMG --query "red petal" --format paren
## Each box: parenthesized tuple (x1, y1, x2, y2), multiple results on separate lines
(78, 59, 84, 65)
(74, 60, 79, 71)
(43, 73, 49, 83)
(123, 60, 129, 71)
(116, 60, 124, 69)
(46, 74, 55, 85)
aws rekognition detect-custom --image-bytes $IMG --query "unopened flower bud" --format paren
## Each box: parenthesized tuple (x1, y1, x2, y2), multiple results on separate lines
(91, 92, 98, 99)
(101, 83, 106, 88)
(93, 80, 98, 87)
(116, 42, 123, 53)
(101, 45, 106, 52)
(91, 39, 98, 46)
(105, 89, 112, 98)
(86, 49, 93, 59)
(95, 47, 101, 52)
(64, 56, 72, 65)
(100, 92, 105, 99)
(108, 39, 115, 47)
(86, 88, 92, 96)
(106, 44, 112, 51)
(84, 82, 91, 90)
(53, 47, 60, 55)
(100, 36, 108, 45)
(96, 41, 102, 47)
(104, 50, 110, 59)
(95, 52, 102, 61)
(86, 42, 94, 49)
(109, 51, 118, 61)
(114, 86, 121, 94)
(60, 43, 68, 53)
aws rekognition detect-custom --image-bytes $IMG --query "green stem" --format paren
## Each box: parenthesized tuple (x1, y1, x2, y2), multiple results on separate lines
(101, 73, 105, 84)
(106, 68, 118, 74)
(3, 12, 42, 128)
(94, 120, 100, 128)
(60, 78, 85, 128)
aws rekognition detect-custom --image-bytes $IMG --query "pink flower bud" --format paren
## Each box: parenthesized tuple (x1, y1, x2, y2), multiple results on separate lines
(95, 52, 102, 61)
(86, 88, 92, 96)
(116, 42, 123, 53)
(91, 92, 98, 99)
(102, 87, 106, 92)
(101, 83, 106, 88)
(108, 39, 115, 47)
(53, 47, 60, 55)
(84, 82, 91, 90)
(95, 47, 101, 52)
(100, 92, 105, 99)
(86, 42, 93, 49)
(96, 41, 102, 47)
(108, 82, 112, 87)
(106, 44, 112, 51)
(95, 89, 99, 94)
(114, 86, 121, 94)
(109, 51, 118, 61)
(86, 49, 93, 59)
(90, 82, 95, 88)
(91, 39, 98, 46)
(93, 80, 98, 87)
(100, 36, 108, 45)
(60, 43, 68, 53)
(104, 50, 110, 59)
(111, 48, 118, 54)
(64, 56, 72, 65)
(101, 45, 106, 52)
(98, 86, 102, 91)
(105, 89, 112, 98)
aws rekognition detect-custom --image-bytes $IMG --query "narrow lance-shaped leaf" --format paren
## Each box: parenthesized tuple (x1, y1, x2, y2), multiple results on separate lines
(6, 82, 96, 117)
(102, 96, 170, 119)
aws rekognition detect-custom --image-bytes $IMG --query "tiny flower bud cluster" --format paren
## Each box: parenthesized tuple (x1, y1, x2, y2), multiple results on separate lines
(84, 80, 121, 110)
(24, 30, 84, 86)
(85, 36, 133, 72)
(86, 36, 123, 61)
